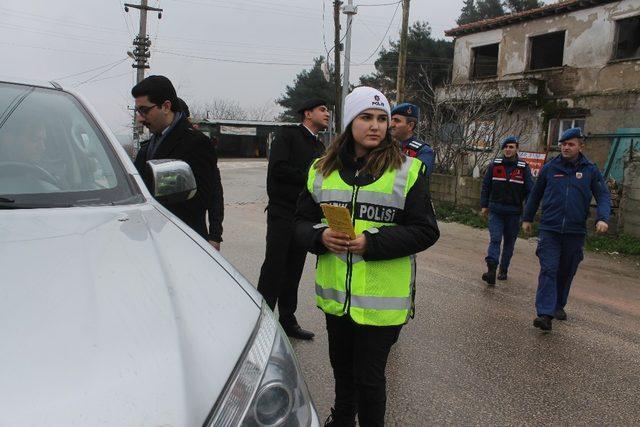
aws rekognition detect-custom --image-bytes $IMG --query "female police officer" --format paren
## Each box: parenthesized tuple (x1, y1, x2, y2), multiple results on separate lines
(295, 87, 439, 426)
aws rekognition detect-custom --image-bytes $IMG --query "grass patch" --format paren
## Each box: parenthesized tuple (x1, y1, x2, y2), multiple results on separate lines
(434, 202, 487, 229)
(585, 233, 640, 256)
(434, 202, 640, 257)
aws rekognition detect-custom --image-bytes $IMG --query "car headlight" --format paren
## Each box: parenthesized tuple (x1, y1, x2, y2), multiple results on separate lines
(207, 302, 319, 426)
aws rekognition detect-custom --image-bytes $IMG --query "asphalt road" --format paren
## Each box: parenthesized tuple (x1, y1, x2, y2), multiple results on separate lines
(218, 159, 640, 426)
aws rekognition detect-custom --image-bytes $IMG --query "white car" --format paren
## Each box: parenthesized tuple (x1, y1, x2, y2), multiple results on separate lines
(0, 79, 319, 426)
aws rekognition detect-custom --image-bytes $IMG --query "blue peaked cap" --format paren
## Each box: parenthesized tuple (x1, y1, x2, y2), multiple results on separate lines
(391, 102, 420, 120)
(559, 127, 586, 142)
(501, 136, 519, 149)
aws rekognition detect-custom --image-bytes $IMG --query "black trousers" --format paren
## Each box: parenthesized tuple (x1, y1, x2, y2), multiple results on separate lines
(257, 212, 307, 327)
(326, 313, 402, 427)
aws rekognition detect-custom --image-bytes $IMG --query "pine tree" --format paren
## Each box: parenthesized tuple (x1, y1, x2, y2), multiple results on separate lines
(504, 0, 544, 13)
(276, 57, 336, 121)
(476, 0, 505, 20)
(457, 0, 480, 25)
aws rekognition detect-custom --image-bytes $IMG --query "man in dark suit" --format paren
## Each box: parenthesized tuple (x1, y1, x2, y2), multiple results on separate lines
(132, 75, 219, 241)
(257, 99, 329, 340)
(177, 97, 224, 250)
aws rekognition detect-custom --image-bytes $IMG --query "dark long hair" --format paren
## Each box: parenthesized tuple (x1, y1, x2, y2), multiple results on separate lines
(315, 122, 404, 178)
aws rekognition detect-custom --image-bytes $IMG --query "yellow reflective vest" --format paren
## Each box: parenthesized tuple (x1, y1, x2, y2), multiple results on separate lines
(307, 157, 423, 326)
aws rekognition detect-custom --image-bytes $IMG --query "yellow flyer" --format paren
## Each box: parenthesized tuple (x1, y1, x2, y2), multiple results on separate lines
(320, 204, 356, 240)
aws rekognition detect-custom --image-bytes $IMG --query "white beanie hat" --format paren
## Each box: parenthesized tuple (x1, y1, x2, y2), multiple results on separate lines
(342, 86, 391, 130)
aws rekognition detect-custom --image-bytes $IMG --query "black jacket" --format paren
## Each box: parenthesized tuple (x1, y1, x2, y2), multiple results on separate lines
(207, 147, 224, 242)
(134, 116, 223, 240)
(267, 124, 325, 217)
(295, 142, 440, 261)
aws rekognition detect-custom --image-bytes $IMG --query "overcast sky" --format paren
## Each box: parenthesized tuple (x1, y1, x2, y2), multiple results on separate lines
(1, 0, 468, 135)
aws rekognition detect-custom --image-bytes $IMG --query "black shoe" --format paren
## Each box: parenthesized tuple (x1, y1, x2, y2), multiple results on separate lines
(533, 315, 553, 331)
(283, 324, 315, 340)
(324, 408, 356, 427)
(497, 268, 508, 281)
(482, 263, 497, 285)
(555, 308, 567, 321)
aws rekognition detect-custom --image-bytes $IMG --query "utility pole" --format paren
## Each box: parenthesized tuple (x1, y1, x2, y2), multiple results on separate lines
(341, 0, 357, 124)
(333, 0, 342, 133)
(396, 0, 410, 103)
(125, 0, 162, 150)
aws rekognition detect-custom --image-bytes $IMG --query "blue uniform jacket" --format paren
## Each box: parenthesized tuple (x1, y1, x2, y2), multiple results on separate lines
(480, 156, 534, 215)
(523, 154, 611, 234)
(401, 136, 435, 176)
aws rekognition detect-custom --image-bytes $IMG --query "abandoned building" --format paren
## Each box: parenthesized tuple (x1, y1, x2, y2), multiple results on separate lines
(438, 0, 640, 173)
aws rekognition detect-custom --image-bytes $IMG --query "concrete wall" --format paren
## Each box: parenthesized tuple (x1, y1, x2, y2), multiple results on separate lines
(621, 160, 640, 237)
(451, 0, 640, 93)
(430, 173, 483, 209)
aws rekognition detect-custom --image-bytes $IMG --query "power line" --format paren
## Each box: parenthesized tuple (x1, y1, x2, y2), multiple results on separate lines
(152, 0, 162, 47)
(354, 0, 401, 65)
(154, 49, 313, 66)
(322, 0, 331, 61)
(54, 57, 130, 80)
(357, 1, 401, 6)
(118, 1, 135, 37)
(75, 71, 132, 87)
(326, 18, 353, 57)
(73, 58, 129, 86)
(161, 0, 393, 26)
(0, 41, 124, 58)
(0, 21, 129, 48)
(0, 6, 126, 35)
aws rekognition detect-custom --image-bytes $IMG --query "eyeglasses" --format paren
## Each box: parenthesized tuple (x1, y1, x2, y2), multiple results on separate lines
(134, 104, 159, 116)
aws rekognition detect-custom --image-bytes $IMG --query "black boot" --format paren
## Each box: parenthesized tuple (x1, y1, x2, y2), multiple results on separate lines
(324, 408, 356, 427)
(497, 267, 508, 281)
(482, 262, 497, 285)
(533, 315, 553, 331)
(555, 308, 567, 321)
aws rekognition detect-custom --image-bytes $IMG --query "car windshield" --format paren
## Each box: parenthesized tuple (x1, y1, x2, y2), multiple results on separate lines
(0, 82, 141, 208)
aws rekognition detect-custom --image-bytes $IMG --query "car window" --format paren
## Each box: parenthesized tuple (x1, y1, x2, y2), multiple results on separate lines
(0, 82, 141, 207)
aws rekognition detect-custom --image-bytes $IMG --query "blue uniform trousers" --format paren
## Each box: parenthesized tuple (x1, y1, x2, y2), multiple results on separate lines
(485, 212, 521, 270)
(535, 230, 585, 317)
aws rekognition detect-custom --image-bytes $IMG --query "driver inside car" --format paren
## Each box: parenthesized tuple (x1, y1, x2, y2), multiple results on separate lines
(0, 121, 62, 193)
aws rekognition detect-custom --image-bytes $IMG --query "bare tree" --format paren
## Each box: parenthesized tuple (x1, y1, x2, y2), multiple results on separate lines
(246, 100, 280, 122)
(191, 99, 247, 121)
(190, 99, 281, 122)
(416, 73, 534, 175)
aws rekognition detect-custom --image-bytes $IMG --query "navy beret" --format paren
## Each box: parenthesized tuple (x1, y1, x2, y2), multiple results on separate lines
(501, 136, 519, 148)
(391, 102, 420, 119)
(559, 127, 586, 142)
(297, 98, 327, 114)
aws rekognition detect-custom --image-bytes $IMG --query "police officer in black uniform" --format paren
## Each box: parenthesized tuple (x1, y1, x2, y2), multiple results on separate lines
(257, 98, 330, 339)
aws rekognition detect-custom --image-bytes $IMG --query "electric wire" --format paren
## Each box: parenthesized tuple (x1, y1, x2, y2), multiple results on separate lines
(75, 71, 132, 87)
(354, 0, 401, 65)
(357, 1, 402, 7)
(73, 58, 129, 86)
(54, 57, 130, 80)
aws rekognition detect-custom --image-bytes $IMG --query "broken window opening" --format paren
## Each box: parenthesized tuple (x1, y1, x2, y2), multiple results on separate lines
(547, 118, 586, 150)
(472, 43, 499, 78)
(529, 31, 565, 70)
(614, 16, 640, 60)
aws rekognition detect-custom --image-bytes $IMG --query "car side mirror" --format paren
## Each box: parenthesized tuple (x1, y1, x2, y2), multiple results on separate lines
(146, 159, 196, 204)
